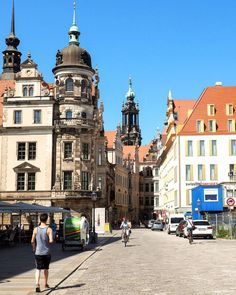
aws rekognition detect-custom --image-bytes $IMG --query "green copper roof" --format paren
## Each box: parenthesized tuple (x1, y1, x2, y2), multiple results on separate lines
(69, 0, 80, 45)
(126, 76, 135, 99)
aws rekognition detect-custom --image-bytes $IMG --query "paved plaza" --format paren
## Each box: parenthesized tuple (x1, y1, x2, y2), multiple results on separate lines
(1, 229, 236, 294)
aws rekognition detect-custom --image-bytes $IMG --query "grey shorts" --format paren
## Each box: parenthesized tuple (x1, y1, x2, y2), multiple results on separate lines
(35, 254, 51, 270)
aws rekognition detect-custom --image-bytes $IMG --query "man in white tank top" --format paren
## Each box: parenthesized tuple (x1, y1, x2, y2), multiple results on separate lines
(31, 213, 54, 293)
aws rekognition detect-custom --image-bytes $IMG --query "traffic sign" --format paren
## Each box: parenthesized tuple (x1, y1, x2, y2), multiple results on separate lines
(226, 198, 235, 207)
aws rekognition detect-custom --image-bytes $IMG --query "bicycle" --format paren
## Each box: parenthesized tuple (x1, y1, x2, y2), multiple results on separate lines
(187, 228, 193, 244)
(122, 229, 129, 247)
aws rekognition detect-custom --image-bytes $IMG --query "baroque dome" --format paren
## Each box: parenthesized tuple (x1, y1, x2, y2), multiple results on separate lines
(55, 44, 92, 69)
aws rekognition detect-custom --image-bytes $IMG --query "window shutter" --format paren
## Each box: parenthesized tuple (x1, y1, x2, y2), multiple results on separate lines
(229, 140, 232, 156)
(185, 141, 188, 156)
(202, 165, 206, 180)
(213, 120, 216, 132)
(201, 120, 204, 132)
(209, 140, 212, 156)
(190, 165, 193, 181)
(197, 141, 200, 156)
(232, 119, 236, 132)
(186, 189, 190, 205)
(215, 165, 218, 180)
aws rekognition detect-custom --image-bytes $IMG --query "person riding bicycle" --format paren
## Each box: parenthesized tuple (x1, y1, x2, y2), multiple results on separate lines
(120, 217, 130, 241)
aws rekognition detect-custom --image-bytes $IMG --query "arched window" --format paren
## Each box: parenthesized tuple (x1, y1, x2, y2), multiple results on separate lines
(66, 78, 74, 91)
(81, 80, 86, 94)
(23, 87, 28, 97)
(29, 87, 34, 96)
(8, 57, 12, 63)
(65, 110, 72, 120)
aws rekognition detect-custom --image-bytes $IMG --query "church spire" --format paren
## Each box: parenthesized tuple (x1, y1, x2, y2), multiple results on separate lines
(11, 0, 15, 35)
(126, 76, 135, 100)
(68, 0, 80, 45)
(1, 0, 22, 80)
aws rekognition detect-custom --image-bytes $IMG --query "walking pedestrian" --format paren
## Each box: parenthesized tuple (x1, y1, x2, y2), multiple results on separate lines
(31, 213, 54, 293)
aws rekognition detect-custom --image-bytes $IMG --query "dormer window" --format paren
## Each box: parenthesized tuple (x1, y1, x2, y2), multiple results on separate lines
(226, 104, 234, 116)
(65, 78, 74, 92)
(22, 85, 34, 97)
(207, 104, 215, 116)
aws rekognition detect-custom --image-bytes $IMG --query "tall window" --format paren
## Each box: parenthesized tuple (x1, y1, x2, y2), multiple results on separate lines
(34, 110, 41, 124)
(28, 173, 36, 190)
(98, 148, 102, 165)
(17, 143, 26, 160)
(14, 110, 22, 124)
(81, 171, 89, 190)
(65, 78, 74, 91)
(17, 173, 25, 190)
(207, 104, 215, 116)
(28, 142, 36, 160)
(210, 164, 218, 180)
(155, 182, 159, 192)
(17, 142, 36, 160)
(63, 171, 72, 190)
(210, 140, 217, 156)
(98, 176, 102, 189)
(65, 110, 72, 120)
(64, 142, 72, 159)
(230, 140, 236, 156)
(186, 165, 192, 181)
(29, 86, 34, 96)
(17, 172, 35, 191)
(228, 120, 235, 132)
(145, 183, 149, 192)
(82, 143, 89, 160)
(151, 183, 154, 192)
(198, 165, 205, 181)
(209, 120, 216, 132)
(226, 104, 234, 116)
(199, 140, 205, 156)
(186, 141, 193, 156)
(196, 120, 204, 132)
(81, 80, 86, 94)
(22, 85, 34, 97)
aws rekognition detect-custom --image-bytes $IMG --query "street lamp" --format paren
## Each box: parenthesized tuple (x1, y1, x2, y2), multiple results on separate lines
(91, 191, 97, 243)
(197, 198, 201, 220)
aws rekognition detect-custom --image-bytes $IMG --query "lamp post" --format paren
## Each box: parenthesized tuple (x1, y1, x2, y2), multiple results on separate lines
(197, 198, 201, 220)
(91, 191, 97, 243)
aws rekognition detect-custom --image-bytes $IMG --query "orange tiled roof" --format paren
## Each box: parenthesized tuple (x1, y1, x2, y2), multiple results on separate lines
(174, 99, 196, 124)
(180, 85, 236, 135)
(0, 80, 15, 125)
(139, 144, 151, 162)
(105, 131, 116, 148)
(123, 145, 136, 160)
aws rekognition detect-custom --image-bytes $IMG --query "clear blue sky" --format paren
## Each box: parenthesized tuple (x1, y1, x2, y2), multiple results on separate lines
(1, 0, 236, 144)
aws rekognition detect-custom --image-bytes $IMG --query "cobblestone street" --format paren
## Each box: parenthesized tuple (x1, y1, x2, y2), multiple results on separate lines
(54, 229, 236, 295)
(1, 229, 236, 294)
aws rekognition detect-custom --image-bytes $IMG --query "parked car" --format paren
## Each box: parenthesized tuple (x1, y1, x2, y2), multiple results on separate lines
(183, 220, 213, 239)
(147, 219, 155, 228)
(151, 220, 164, 231)
(167, 214, 185, 234)
(175, 220, 187, 237)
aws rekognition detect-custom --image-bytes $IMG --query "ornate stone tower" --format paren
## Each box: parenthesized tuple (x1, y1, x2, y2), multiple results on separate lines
(121, 77, 142, 146)
(1, 0, 21, 80)
(52, 1, 106, 213)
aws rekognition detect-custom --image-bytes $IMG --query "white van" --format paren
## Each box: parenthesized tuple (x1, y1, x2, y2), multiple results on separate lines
(167, 214, 185, 234)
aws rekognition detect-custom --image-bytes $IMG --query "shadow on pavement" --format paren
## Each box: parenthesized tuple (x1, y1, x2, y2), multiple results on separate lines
(0, 234, 118, 282)
(52, 283, 85, 291)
